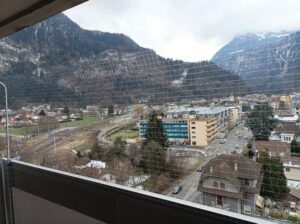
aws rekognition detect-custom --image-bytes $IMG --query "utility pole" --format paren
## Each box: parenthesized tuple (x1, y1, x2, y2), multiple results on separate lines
(0, 81, 10, 160)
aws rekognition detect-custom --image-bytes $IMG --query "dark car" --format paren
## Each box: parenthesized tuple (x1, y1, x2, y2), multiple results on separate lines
(172, 186, 183, 194)
(196, 166, 203, 172)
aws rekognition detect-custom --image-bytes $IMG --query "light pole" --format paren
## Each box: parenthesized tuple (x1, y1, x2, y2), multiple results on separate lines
(0, 81, 10, 161)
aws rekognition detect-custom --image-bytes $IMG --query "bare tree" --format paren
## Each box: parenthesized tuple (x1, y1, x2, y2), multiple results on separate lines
(127, 144, 141, 166)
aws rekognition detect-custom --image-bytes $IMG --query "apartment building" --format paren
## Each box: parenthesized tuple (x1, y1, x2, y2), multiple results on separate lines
(228, 107, 240, 124)
(139, 118, 190, 145)
(166, 106, 231, 127)
(139, 116, 218, 146)
(189, 118, 218, 146)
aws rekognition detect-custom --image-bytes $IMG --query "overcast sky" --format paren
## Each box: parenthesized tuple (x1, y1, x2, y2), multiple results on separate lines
(65, 0, 300, 62)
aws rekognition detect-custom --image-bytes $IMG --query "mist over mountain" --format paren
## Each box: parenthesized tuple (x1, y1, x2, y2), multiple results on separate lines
(211, 31, 300, 94)
(0, 14, 247, 107)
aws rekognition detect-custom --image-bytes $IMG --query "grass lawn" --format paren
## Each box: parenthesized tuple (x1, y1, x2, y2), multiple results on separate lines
(8, 127, 27, 136)
(108, 129, 139, 141)
(59, 116, 101, 128)
(6, 117, 101, 136)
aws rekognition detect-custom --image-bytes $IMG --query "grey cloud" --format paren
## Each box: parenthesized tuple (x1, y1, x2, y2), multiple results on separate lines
(65, 0, 300, 61)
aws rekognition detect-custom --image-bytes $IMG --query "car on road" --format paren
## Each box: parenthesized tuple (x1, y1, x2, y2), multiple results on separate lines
(172, 186, 183, 194)
(219, 139, 226, 144)
(196, 166, 203, 172)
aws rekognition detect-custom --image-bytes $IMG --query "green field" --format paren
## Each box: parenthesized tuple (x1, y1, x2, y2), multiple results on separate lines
(7, 116, 101, 136)
(108, 129, 139, 141)
(8, 127, 27, 136)
(59, 116, 101, 128)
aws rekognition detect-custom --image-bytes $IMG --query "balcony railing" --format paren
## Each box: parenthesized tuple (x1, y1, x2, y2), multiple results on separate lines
(0, 159, 273, 224)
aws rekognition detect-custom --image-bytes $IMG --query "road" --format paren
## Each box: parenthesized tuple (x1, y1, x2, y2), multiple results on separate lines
(166, 124, 252, 203)
(211, 124, 252, 155)
(97, 114, 136, 144)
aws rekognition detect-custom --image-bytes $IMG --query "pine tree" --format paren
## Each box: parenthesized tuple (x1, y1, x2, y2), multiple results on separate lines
(106, 137, 126, 160)
(143, 112, 168, 149)
(257, 151, 289, 201)
(38, 109, 46, 116)
(141, 112, 168, 173)
(291, 139, 300, 154)
(142, 141, 166, 174)
(246, 103, 277, 140)
(108, 105, 114, 116)
(63, 106, 70, 115)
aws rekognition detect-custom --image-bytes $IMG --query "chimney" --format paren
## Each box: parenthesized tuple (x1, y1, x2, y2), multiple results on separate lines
(210, 166, 213, 173)
(234, 161, 238, 172)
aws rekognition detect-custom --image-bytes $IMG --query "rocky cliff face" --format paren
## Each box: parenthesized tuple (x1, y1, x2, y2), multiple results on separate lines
(211, 32, 300, 94)
(0, 14, 247, 107)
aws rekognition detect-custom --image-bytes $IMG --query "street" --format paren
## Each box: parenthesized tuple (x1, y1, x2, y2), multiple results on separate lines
(166, 124, 252, 203)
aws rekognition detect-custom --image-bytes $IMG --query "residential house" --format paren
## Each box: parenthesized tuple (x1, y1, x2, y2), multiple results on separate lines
(274, 114, 299, 123)
(252, 141, 300, 184)
(198, 155, 263, 215)
(270, 96, 280, 110)
(291, 95, 300, 115)
(280, 95, 292, 106)
(269, 123, 300, 143)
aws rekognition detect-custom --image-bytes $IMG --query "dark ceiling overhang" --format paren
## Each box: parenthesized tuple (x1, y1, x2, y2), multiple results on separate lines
(0, 0, 88, 38)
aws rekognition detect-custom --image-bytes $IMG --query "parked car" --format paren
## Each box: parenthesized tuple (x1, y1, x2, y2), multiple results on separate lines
(197, 166, 203, 172)
(219, 139, 226, 144)
(172, 186, 183, 194)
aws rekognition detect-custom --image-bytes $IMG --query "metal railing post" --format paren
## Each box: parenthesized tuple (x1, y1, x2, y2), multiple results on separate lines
(0, 82, 10, 161)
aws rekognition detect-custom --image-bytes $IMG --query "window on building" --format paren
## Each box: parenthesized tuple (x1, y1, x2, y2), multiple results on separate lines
(191, 126, 196, 129)
(243, 205, 252, 214)
(191, 121, 195, 124)
(216, 195, 223, 206)
(244, 179, 249, 186)
(286, 167, 290, 172)
(192, 141, 196, 145)
(220, 182, 225, 189)
(213, 181, 218, 188)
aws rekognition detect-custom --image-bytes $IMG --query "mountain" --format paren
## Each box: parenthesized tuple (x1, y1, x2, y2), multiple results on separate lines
(211, 31, 300, 93)
(0, 14, 247, 107)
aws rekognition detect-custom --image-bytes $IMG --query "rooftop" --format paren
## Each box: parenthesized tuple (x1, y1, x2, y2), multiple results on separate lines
(253, 141, 289, 155)
(276, 123, 300, 135)
(167, 106, 230, 115)
(198, 155, 263, 198)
